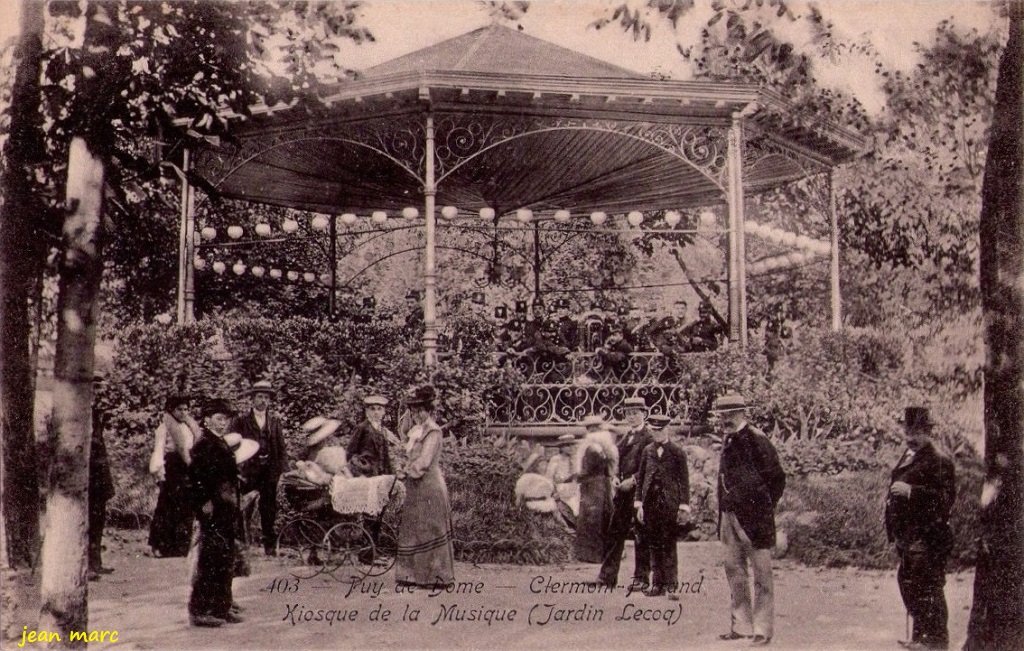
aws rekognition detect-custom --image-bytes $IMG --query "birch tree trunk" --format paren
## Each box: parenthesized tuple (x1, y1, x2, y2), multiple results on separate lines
(38, 138, 106, 646)
(963, 2, 1024, 648)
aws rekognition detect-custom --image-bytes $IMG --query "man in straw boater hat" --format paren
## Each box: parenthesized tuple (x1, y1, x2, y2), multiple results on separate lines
(885, 407, 956, 650)
(188, 398, 243, 627)
(593, 397, 653, 590)
(713, 392, 786, 647)
(348, 394, 400, 557)
(232, 380, 288, 555)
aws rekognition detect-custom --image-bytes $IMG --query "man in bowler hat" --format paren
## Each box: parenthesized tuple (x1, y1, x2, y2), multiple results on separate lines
(233, 380, 288, 555)
(188, 398, 243, 627)
(715, 392, 785, 646)
(633, 414, 690, 597)
(595, 397, 653, 589)
(885, 407, 956, 650)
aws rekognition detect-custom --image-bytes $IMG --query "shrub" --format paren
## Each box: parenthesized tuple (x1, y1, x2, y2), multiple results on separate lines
(442, 438, 571, 564)
(781, 458, 983, 569)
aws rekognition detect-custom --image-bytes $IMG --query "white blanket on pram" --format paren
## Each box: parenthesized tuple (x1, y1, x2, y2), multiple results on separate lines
(330, 474, 396, 516)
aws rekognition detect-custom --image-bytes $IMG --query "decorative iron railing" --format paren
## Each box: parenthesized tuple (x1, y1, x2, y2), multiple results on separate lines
(487, 352, 697, 426)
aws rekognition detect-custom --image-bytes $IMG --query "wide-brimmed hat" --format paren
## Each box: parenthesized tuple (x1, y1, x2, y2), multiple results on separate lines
(899, 406, 934, 430)
(202, 398, 235, 418)
(711, 393, 747, 413)
(304, 418, 342, 447)
(623, 397, 646, 410)
(581, 414, 606, 428)
(224, 432, 260, 464)
(363, 395, 388, 407)
(648, 414, 672, 429)
(246, 380, 275, 396)
(405, 384, 436, 408)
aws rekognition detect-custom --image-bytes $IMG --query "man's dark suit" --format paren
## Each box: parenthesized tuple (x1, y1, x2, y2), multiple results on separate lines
(233, 410, 287, 550)
(635, 440, 690, 592)
(598, 426, 652, 587)
(347, 419, 393, 477)
(885, 442, 956, 649)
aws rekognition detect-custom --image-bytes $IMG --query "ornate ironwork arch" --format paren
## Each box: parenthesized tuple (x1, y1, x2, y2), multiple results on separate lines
(432, 114, 730, 193)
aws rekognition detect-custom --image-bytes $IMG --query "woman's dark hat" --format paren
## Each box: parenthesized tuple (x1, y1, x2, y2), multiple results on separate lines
(405, 384, 436, 407)
(164, 394, 191, 413)
(202, 398, 235, 418)
(899, 406, 933, 430)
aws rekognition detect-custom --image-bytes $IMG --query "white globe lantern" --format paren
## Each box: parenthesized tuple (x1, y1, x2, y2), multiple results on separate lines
(795, 234, 812, 250)
(787, 252, 805, 266)
(744, 220, 759, 233)
(747, 261, 762, 275)
(212, 261, 226, 275)
(251, 265, 265, 278)
(227, 225, 244, 240)
(627, 211, 644, 227)
(282, 218, 299, 233)
(311, 214, 330, 232)
(340, 213, 357, 225)
(516, 208, 533, 223)
(200, 226, 217, 241)
(440, 206, 458, 220)
(319, 273, 332, 286)
(287, 270, 299, 281)
(553, 209, 571, 223)
(255, 223, 272, 237)
(699, 210, 716, 226)
(402, 207, 419, 219)
(781, 231, 798, 247)
(814, 240, 832, 255)
(765, 227, 785, 244)
(664, 210, 681, 227)
(155, 313, 173, 325)
(269, 268, 282, 279)
(371, 210, 388, 224)
(232, 260, 246, 275)
(303, 272, 315, 283)
(479, 207, 496, 220)
(590, 211, 607, 226)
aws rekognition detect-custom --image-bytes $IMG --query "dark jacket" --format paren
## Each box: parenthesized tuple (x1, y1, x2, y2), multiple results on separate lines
(618, 426, 652, 481)
(884, 442, 956, 551)
(636, 440, 690, 521)
(90, 409, 115, 504)
(233, 410, 288, 480)
(717, 424, 786, 549)
(189, 430, 239, 534)
(347, 419, 394, 477)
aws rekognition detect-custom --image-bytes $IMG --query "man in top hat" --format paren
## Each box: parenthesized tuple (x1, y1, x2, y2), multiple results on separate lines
(595, 397, 653, 589)
(88, 372, 116, 581)
(188, 398, 243, 627)
(232, 380, 288, 555)
(885, 407, 956, 650)
(633, 414, 690, 597)
(713, 392, 786, 646)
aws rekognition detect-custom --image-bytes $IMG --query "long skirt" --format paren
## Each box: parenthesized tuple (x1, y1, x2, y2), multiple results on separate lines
(575, 475, 612, 563)
(149, 453, 193, 557)
(395, 468, 455, 587)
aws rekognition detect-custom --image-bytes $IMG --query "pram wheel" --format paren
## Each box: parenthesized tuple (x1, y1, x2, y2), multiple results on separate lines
(275, 518, 329, 579)
(323, 522, 376, 582)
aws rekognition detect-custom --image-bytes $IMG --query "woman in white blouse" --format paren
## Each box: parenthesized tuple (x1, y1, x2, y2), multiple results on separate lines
(147, 395, 199, 557)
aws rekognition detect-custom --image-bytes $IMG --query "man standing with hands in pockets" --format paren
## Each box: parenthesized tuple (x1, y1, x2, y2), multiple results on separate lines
(714, 393, 786, 647)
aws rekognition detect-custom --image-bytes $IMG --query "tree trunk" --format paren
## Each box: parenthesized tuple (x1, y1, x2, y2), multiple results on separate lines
(964, 2, 1024, 649)
(0, 0, 45, 572)
(38, 138, 106, 646)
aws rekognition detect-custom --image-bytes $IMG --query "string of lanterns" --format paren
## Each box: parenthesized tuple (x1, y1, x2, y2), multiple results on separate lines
(194, 208, 830, 281)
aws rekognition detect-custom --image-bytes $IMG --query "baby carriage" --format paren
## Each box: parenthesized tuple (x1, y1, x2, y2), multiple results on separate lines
(274, 470, 404, 582)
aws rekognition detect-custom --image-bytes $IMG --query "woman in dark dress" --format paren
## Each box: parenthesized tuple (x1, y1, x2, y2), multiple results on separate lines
(148, 395, 198, 557)
(573, 417, 618, 563)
